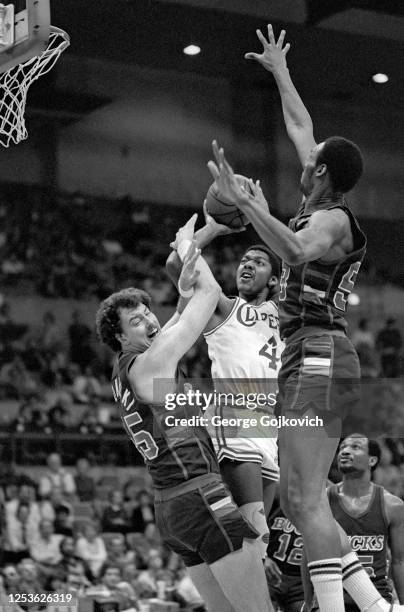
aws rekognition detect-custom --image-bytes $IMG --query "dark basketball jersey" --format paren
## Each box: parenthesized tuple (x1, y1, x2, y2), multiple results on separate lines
(328, 483, 392, 603)
(111, 351, 219, 489)
(267, 508, 303, 577)
(279, 197, 366, 339)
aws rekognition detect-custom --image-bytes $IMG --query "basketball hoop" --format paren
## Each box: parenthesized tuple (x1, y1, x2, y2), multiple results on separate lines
(0, 25, 69, 147)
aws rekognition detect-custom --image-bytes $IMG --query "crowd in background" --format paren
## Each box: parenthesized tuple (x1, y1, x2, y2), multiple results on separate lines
(0, 185, 400, 302)
(1, 442, 404, 611)
(0, 452, 205, 611)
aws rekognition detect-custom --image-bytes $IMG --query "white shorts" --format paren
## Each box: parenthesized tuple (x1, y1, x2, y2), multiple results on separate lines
(204, 405, 280, 482)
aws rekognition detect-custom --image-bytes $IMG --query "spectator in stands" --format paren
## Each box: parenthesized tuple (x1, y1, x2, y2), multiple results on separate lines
(5, 484, 40, 530)
(40, 486, 73, 523)
(131, 489, 154, 533)
(72, 365, 102, 405)
(29, 519, 63, 568)
(101, 490, 130, 534)
(136, 548, 165, 595)
(175, 562, 206, 611)
(57, 537, 92, 584)
(106, 534, 137, 570)
(54, 505, 73, 537)
(85, 564, 136, 610)
(37, 311, 64, 360)
(75, 523, 107, 579)
(376, 316, 402, 378)
(1, 564, 22, 598)
(18, 558, 44, 604)
(4, 502, 37, 563)
(373, 440, 402, 497)
(39, 453, 76, 500)
(68, 310, 95, 369)
(351, 318, 379, 377)
(74, 457, 96, 502)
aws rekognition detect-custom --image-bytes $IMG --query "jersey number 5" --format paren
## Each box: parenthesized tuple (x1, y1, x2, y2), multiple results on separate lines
(123, 411, 159, 461)
(333, 261, 361, 311)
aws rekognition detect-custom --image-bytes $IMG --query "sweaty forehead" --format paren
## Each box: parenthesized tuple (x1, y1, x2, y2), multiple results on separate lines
(120, 304, 147, 320)
(242, 250, 270, 262)
(341, 437, 368, 450)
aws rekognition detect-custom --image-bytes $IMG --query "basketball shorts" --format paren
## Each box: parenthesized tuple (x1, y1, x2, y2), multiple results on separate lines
(277, 334, 361, 420)
(268, 572, 304, 610)
(154, 474, 259, 567)
(205, 404, 280, 482)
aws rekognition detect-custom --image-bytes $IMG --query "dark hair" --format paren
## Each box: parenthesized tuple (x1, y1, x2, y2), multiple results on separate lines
(317, 136, 363, 193)
(341, 433, 381, 473)
(96, 288, 151, 352)
(100, 563, 122, 578)
(242, 244, 281, 280)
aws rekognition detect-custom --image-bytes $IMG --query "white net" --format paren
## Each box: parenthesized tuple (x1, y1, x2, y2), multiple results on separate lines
(0, 26, 70, 147)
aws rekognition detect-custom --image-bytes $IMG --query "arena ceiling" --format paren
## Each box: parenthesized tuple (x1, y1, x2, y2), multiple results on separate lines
(27, 0, 404, 118)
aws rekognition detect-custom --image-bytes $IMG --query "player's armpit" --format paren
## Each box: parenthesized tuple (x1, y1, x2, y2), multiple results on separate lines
(293, 208, 349, 264)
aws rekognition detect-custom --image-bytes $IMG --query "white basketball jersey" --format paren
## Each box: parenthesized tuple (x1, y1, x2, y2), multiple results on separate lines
(204, 297, 284, 405)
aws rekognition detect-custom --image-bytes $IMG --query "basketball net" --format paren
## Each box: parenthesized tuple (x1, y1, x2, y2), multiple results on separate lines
(0, 26, 70, 147)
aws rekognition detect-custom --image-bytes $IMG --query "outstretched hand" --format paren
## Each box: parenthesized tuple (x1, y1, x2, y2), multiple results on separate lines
(208, 140, 270, 212)
(170, 213, 198, 250)
(207, 140, 249, 207)
(178, 240, 200, 294)
(245, 24, 290, 74)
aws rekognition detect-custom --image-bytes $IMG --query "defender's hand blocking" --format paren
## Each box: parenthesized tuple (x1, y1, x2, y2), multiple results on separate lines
(170, 213, 198, 251)
(208, 140, 249, 207)
(178, 240, 200, 295)
(208, 140, 269, 212)
(245, 24, 290, 74)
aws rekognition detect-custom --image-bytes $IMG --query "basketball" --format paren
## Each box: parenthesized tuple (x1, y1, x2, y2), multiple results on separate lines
(205, 174, 252, 229)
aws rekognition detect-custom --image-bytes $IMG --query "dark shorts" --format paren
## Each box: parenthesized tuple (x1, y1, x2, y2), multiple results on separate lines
(269, 573, 304, 610)
(277, 334, 361, 420)
(154, 474, 258, 567)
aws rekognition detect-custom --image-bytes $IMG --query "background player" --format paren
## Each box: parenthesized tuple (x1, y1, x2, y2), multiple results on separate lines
(305, 434, 404, 611)
(266, 503, 304, 612)
(96, 214, 273, 612)
(166, 205, 283, 559)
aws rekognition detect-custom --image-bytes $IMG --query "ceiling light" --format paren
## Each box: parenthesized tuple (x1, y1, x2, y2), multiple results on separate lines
(372, 73, 389, 84)
(183, 44, 201, 56)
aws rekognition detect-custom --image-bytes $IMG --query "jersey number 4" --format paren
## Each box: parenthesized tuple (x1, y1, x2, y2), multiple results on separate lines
(123, 411, 159, 461)
(259, 336, 280, 370)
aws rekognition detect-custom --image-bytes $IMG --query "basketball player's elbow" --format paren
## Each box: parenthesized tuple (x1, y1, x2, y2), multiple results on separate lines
(284, 243, 306, 266)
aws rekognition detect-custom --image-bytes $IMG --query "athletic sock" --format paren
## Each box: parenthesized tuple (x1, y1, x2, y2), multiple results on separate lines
(238, 501, 269, 560)
(342, 552, 392, 612)
(308, 558, 345, 612)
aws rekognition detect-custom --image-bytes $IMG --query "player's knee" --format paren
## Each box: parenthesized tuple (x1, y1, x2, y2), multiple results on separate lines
(282, 484, 318, 526)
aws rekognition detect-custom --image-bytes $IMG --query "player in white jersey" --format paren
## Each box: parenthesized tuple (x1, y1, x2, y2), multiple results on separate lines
(167, 207, 284, 559)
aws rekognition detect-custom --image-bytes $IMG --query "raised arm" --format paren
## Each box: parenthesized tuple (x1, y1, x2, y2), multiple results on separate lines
(208, 142, 347, 266)
(165, 202, 238, 329)
(132, 218, 221, 398)
(245, 24, 316, 166)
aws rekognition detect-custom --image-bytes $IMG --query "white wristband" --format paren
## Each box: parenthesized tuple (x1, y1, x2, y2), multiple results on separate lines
(177, 239, 192, 262)
(179, 284, 194, 298)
